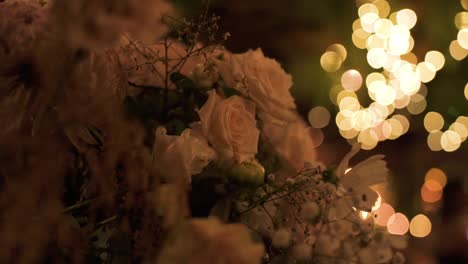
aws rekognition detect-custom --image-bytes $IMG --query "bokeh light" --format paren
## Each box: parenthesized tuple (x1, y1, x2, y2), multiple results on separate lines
(427, 131, 443, 151)
(320, 51, 342, 72)
(308, 106, 331, 128)
(424, 112, 444, 132)
(424, 168, 447, 189)
(441, 130, 462, 152)
(341, 69, 363, 91)
(410, 214, 432, 238)
(387, 213, 410, 235)
(424, 51, 445, 71)
(449, 40, 468, 60)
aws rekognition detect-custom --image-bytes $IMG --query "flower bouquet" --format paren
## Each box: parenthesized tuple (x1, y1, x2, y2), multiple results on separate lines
(0, 0, 406, 263)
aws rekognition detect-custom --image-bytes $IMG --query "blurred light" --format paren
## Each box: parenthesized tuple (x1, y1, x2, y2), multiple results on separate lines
(308, 106, 331, 128)
(353, 18, 362, 31)
(396, 9, 417, 29)
(424, 112, 444, 132)
(407, 94, 426, 115)
(339, 128, 359, 139)
(321, 51, 342, 72)
(374, 18, 393, 38)
(388, 25, 411, 55)
(457, 29, 468, 49)
(374, 202, 395, 226)
(387, 213, 409, 235)
(427, 131, 443, 151)
(329, 84, 342, 105)
(441, 130, 462, 152)
(421, 185, 442, 203)
(327, 44, 348, 62)
(373, 0, 391, 18)
(449, 40, 468, 60)
(410, 214, 432, 238)
(425, 51, 445, 71)
(392, 114, 410, 134)
(360, 211, 371, 220)
(465, 82, 468, 100)
(375, 84, 396, 105)
(454, 12, 468, 30)
(401, 52, 418, 64)
(358, 129, 379, 150)
(359, 3, 379, 17)
(450, 122, 468, 141)
(424, 168, 447, 189)
(387, 117, 403, 140)
(372, 192, 382, 211)
(417, 62, 437, 83)
(341, 69, 363, 91)
(352, 110, 374, 131)
(352, 29, 370, 49)
(462, 0, 468, 11)
(361, 12, 380, 33)
(367, 48, 388, 68)
(424, 179, 443, 192)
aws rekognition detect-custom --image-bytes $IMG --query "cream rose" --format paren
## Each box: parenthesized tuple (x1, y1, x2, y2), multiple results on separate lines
(198, 90, 259, 164)
(215, 48, 297, 123)
(156, 217, 265, 264)
(262, 118, 318, 173)
(153, 127, 216, 185)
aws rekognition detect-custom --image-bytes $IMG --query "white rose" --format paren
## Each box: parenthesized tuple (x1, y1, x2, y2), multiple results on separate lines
(153, 127, 216, 185)
(157, 218, 265, 264)
(215, 48, 297, 123)
(198, 90, 259, 164)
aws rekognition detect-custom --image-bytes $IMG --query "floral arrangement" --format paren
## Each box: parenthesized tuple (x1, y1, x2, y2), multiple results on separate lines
(0, 0, 406, 263)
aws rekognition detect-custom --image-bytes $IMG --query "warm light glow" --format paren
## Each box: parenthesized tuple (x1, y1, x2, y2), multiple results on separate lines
(457, 29, 468, 49)
(462, 0, 468, 11)
(374, 203, 395, 226)
(341, 69, 363, 91)
(375, 84, 396, 106)
(450, 122, 468, 141)
(407, 94, 426, 115)
(427, 131, 443, 151)
(374, 18, 393, 38)
(327, 44, 348, 62)
(396, 9, 417, 29)
(387, 213, 410, 235)
(424, 168, 447, 188)
(424, 112, 444, 132)
(417, 62, 437, 83)
(421, 184, 443, 203)
(321, 51, 342, 72)
(373, 0, 391, 17)
(441, 130, 462, 152)
(308, 106, 331, 129)
(424, 179, 443, 192)
(367, 48, 388, 69)
(361, 12, 380, 33)
(352, 29, 370, 49)
(392, 115, 410, 134)
(410, 214, 432, 238)
(455, 12, 468, 30)
(425, 51, 445, 71)
(449, 40, 468, 61)
(358, 3, 379, 17)
(465, 82, 468, 100)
